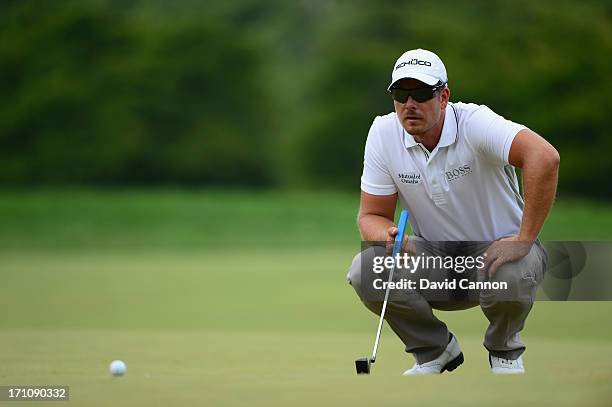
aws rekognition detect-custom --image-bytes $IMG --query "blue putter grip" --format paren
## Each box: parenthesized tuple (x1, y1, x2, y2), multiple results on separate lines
(392, 210, 410, 256)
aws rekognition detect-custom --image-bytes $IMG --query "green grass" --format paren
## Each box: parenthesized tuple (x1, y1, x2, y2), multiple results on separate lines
(0, 249, 611, 406)
(1, 329, 611, 407)
(1, 189, 611, 251)
(0, 190, 611, 406)
(0, 189, 361, 250)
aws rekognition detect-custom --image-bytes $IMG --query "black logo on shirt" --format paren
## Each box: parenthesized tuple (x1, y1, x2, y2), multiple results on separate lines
(445, 165, 472, 181)
(398, 172, 422, 184)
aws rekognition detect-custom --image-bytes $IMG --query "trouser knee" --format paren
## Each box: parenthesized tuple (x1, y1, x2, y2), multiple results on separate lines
(347, 245, 387, 311)
(347, 246, 386, 290)
(480, 244, 545, 304)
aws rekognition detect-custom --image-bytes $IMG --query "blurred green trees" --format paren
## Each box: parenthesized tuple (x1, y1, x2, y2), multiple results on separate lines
(1, 0, 611, 196)
(0, 0, 276, 186)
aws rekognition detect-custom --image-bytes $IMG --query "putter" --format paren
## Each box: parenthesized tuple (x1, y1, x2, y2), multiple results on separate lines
(355, 209, 410, 375)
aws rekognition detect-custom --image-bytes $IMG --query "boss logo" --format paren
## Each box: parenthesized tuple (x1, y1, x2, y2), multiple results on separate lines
(445, 165, 473, 181)
(395, 59, 432, 70)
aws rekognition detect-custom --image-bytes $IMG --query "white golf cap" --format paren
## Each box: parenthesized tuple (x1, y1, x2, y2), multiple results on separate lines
(388, 49, 448, 90)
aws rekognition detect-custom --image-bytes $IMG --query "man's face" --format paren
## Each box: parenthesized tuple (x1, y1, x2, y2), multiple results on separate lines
(392, 78, 450, 136)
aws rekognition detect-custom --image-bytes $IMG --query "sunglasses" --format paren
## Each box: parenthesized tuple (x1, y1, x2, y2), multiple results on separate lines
(389, 83, 446, 103)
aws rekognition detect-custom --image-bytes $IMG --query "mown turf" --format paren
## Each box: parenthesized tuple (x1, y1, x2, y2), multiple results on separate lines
(1, 249, 612, 406)
(1, 190, 612, 250)
(0, 248, 611, 338)
(0, 190, 611, 406)
(1, 329, 611, 407)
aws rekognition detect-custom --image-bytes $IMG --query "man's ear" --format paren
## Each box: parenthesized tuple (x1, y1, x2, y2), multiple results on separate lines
(440, 87, 450, 108)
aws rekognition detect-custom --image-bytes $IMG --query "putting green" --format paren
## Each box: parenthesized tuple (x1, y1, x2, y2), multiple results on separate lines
(1, 248, 611, 406)
(0, 330, 610, 406)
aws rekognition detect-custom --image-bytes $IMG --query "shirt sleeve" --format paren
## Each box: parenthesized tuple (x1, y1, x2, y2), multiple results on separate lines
(360, 117, 398, 195)
(466, 105, 526, 165)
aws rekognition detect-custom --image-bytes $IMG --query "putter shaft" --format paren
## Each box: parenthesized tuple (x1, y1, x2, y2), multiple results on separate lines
(369, 209, 410, 362)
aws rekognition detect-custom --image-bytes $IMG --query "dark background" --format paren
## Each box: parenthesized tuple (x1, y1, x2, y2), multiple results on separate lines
(2, 0, 611, 197)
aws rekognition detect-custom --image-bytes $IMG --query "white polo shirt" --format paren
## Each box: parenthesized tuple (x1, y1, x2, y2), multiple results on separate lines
(361, 102, 526, 241)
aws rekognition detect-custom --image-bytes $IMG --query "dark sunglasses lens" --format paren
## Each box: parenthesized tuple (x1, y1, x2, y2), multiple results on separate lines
(391, 88, 409, 103)
(391, 87, 436, 103)
(412, 88, 435, 103)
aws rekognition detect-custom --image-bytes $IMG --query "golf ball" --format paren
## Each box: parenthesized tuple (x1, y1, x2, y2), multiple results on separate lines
(109, 360, 127, 376)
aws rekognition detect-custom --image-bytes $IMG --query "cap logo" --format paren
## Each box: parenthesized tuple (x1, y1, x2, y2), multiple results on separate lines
(395, 59, 432, 70)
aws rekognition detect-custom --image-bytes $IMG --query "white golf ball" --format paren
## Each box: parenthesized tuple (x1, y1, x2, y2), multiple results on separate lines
(109, 360, 127, 376)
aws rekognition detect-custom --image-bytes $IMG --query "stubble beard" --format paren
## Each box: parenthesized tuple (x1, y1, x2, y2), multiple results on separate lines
(402, 111, 445, 145)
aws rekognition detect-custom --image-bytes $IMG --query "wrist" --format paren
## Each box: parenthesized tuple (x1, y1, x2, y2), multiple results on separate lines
(517, 231, 537, 243)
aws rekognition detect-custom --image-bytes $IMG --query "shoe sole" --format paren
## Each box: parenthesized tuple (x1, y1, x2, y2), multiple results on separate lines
(441, 352, 464, 373)
(491, 369, 524, 375)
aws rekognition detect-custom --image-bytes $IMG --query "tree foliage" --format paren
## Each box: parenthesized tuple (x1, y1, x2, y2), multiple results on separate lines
(1, 0, 610, 196)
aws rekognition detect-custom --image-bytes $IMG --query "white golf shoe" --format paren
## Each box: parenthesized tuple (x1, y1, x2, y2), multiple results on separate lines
(402, 334, 464, 376)
(489, 355, 525, 374)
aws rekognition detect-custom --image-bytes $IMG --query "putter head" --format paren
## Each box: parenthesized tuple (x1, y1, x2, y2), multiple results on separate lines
(355, 357, 372, 374)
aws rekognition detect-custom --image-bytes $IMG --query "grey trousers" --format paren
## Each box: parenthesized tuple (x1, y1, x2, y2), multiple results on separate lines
(347, 238, 547, 363)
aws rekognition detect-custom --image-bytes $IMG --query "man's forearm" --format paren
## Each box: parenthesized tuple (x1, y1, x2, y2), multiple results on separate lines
(518, 153, 560, 241)
(358, 214, 395, 242)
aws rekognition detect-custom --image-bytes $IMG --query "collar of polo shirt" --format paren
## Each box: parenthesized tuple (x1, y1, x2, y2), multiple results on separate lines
(402, 104, 458, 152)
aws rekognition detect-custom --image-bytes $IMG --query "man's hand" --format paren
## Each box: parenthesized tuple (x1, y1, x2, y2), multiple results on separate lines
(385, 226, 416, 255)
(481, 235, 533, 278)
